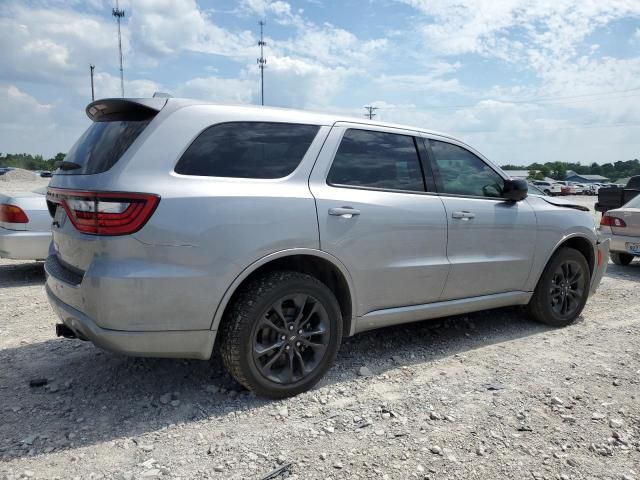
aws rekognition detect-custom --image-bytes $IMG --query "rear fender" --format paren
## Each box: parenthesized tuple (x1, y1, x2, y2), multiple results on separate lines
(209, 248, 357, 335)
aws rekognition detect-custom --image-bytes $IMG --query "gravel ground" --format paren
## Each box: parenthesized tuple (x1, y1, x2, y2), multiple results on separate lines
(0, 178, 50, 195)
(1, 195, 639, 480)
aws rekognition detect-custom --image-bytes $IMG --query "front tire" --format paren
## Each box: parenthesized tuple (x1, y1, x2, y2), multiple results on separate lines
(527, 247, 591, 327)
(610, 252, 634, 266)
(219, 271, 343, 398)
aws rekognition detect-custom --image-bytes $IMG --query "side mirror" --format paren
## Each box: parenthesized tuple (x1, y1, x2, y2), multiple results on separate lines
(503, 178, 528, 202)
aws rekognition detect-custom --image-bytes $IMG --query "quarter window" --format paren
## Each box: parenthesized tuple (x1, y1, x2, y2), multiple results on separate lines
(327, 129, 425, 192)
(429, 140, 504, 198)
(175, 122, 320, 179)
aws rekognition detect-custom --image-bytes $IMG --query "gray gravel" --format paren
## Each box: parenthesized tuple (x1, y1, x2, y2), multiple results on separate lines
(1, 196, 639, 480)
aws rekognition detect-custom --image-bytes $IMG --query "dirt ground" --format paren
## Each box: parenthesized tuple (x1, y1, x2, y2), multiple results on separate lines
(1, 193, 638, 480)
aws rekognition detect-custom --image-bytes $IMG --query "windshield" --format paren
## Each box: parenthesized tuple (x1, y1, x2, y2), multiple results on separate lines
(58, 120, 151, 175)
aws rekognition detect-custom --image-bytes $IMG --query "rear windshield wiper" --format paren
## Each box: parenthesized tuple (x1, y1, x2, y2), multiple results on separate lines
(58, 161, 82, 171)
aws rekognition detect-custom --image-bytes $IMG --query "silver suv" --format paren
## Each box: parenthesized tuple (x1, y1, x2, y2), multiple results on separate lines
(46, 98, 609, 398)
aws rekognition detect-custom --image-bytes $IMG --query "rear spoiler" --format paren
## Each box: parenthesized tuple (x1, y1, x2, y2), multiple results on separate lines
(86, 98, 168, 122)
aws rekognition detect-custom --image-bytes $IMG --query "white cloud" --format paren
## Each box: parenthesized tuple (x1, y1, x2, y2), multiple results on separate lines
(397, 0, 640, 61)
(175, 76, 257, 104)
(0, 5, 121, 84)
(127, 0, 255, 58)
(92, 73, 162, 99)
(0, 84, 82, 156)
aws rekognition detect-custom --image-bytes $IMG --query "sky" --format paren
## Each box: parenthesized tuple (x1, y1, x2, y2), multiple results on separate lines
(1, 0, 640, 166)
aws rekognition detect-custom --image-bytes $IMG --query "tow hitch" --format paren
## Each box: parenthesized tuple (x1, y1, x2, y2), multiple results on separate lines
(56, 323, 77, 339)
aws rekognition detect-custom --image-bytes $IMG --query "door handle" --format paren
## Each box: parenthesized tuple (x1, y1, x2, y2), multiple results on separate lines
(452, 211, 476, 220)
(328, 207, 361, 218)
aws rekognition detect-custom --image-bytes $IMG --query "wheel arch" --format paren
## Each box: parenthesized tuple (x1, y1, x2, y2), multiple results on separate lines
(548, 234, 596, 277)
(210, 248, 357, 337)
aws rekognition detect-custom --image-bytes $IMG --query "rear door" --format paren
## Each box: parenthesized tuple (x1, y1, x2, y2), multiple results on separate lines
(425, 137, 537, 300)
(309, 124, 449, 317)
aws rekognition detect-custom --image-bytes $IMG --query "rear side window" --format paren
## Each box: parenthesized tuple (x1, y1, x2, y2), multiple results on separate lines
(61, 120, 151, 175)
(175, 122, 320, 179)
(327, 129, 425, 192)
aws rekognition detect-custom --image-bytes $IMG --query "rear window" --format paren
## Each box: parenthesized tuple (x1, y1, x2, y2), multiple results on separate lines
(174, 122, 320, 179)
(61, 120, 151, 175)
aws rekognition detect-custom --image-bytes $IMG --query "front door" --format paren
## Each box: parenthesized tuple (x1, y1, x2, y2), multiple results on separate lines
(426, 138, 537, 300)
(309, 124, 450, 316)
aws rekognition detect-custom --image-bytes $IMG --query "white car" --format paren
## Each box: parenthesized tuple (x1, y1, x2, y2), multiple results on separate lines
(584, 184, 600, 196)
(599, 194, 640, 265)
(0, 187, 51, 260)
(532, 181, 562, 196)
(555, 181, 577, 194)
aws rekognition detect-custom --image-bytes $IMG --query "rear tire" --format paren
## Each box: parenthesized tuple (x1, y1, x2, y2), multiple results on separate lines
(219, 271, 343, 399)
(610, 252, 634, 266)
(527, 247, 591, 327)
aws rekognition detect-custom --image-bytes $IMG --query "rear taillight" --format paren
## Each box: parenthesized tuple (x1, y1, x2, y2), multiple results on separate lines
(47, 188, 159, 235)
(600, 214, 627, 228)
(0, 204, 29, 223)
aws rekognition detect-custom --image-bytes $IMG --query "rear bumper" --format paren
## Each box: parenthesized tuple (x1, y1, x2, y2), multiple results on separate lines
(590, 239, 609, 295)
(0, 228, 50, 260)
(46, 284, 216, 360)
(598, 231, 640, 255)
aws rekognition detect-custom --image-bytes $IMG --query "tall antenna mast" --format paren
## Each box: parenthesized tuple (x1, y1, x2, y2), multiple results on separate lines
(257, 20, 267, 106)
(364, 105, 379, 120)
(90, 64, 95, 101)
(112, 0, 125, 98)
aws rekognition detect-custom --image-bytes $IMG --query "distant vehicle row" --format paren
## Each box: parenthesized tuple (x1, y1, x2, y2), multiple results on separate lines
(532, 180, 608, 196)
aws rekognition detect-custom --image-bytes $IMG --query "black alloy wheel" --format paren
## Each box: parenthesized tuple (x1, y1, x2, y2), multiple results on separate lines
(252, 293, 330, 385)
(527, 247, 591, 327)
(549, 260, 585, 318)
(220, 271, 342, 398)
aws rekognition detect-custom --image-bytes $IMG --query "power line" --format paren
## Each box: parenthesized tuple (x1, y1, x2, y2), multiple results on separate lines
(454, 120, 640, 134)
(257, 20, 267, 106)
(364, 105, 379, 119)
(415, 86, 640, 110)
(112, 0, 125, 98)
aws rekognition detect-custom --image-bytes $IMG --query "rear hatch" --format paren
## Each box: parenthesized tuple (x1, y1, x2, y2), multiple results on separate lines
(47, 98, 165, 273)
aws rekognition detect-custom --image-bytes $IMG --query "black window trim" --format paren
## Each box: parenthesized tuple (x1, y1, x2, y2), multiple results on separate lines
(172, 120, 322, 181)
(423, 136, 511, 202)
(325, 127, 434, 195)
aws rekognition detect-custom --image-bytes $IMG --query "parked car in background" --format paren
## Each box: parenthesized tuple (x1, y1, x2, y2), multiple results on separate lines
(599, 194, 640, 265)
(570, 183, 585, 194)
(584, 184, 600, 196)
(34, 170, 53, 178)
(45, 97, 609, 398)
(0, 187, 51, 260)
(532, 181, 561, 196)
(595, 176, 640, 213)
(555, 181, 577, 195)
(527, 183, 548, 196)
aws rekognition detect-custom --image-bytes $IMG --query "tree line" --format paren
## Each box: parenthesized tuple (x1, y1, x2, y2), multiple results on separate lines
(500, 159, 640, 182)
(2, 152, 639, 182)
(0, 153, 66, 171)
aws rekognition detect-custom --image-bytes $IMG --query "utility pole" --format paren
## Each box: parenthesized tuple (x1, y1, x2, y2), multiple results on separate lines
(90, 64, 95, 101)
(257, 20, 267, 105)
(364, 105, 379, 120)
(112, 0, 125, 98)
